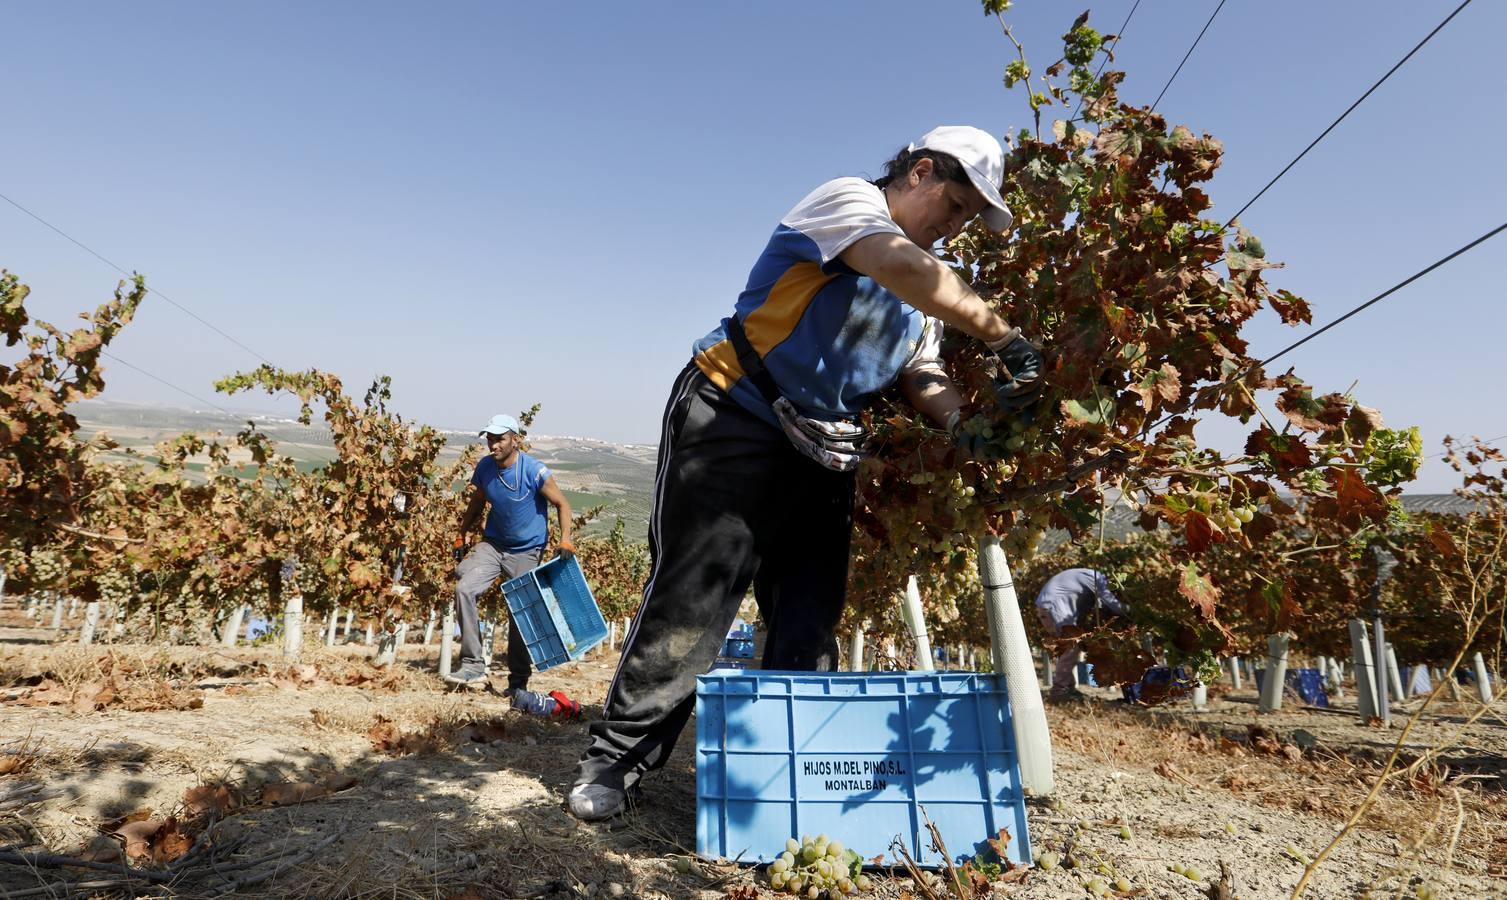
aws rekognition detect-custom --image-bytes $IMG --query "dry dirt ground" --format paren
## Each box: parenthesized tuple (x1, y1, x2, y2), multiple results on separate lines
(1, 625, 1503, 900)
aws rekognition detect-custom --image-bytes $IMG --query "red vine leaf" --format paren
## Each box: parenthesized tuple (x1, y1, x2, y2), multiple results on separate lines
(1178, 561, 1220, 621)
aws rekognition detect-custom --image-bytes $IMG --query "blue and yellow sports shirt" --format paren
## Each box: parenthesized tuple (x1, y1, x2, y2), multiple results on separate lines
(693, 177, 939, 427)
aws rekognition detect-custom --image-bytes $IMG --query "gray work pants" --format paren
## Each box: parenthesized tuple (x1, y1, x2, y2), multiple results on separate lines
(454, 542, 544, 690)
(1036, 605, 1081, 695)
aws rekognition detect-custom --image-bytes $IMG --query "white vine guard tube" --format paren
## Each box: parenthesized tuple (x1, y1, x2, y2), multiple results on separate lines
(977, 535, 1054, 796)
(902, 575, 935, 671)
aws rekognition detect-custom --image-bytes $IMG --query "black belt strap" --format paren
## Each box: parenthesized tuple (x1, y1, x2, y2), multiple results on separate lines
(724, 315, 782, 404)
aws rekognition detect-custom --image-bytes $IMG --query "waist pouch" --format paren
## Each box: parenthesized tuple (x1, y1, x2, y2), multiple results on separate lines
(725, 314, 869, 472)
(771, 397, 869, 472)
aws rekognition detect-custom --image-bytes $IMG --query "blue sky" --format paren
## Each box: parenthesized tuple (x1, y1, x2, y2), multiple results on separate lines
(5, 1, 1503, 491)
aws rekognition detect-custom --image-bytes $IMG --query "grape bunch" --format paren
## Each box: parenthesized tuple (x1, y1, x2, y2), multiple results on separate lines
(766, 834, 872, 897)
(93, 567, 134, 606)
(25, 548, 65, 588)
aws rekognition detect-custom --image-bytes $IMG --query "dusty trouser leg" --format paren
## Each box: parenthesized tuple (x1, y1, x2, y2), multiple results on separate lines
(1036, 606, 1079, 695)
(754, 456, 855, 672)
(454, 543, 505, 668)
(1052, 642, 1082, 694)
(499, 548, 546, 691)
(576, 367, 780, 794)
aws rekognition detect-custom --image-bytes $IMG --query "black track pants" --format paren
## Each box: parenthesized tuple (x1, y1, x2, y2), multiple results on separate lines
(576, 364, 855, 790)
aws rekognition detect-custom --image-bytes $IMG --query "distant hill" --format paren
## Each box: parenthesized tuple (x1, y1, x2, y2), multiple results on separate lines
(72, 400, 658, 542)
(72, 400, 1470, 551)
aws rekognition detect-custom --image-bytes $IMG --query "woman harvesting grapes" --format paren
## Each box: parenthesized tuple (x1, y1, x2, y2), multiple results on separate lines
(570, 125, 1045, 821)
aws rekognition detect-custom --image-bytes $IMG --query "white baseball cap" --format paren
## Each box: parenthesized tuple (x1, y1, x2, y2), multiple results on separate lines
(478, 413, 521, 437)
(908, 125, 1014, 232)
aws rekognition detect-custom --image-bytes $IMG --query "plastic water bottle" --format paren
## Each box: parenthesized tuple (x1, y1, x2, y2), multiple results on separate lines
(511, 689, 558, 717)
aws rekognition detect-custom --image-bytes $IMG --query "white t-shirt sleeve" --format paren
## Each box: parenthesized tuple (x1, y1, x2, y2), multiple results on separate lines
(899, 316, 945, 377)
(781, 177, 906, 267)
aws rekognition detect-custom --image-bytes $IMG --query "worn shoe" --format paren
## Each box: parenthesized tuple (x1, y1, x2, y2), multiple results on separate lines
(443, 663, 488, 687)
(567, 781, 640, 821)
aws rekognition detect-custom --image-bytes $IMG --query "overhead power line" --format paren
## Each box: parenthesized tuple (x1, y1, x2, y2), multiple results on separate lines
(1147, 220, 1507, 434)
(97, 350, 336, 464)
(1254, 221, 1504, 370)
(1223, 0, 1474, 228)
(0, 190, 276, 367)
(99, 350, 236, 416)
(1150, 0, 1226, 112)
(1071, 0, 1142, 122)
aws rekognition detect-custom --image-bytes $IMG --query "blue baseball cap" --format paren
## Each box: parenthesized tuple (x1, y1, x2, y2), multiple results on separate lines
(479, 414, 521, 437)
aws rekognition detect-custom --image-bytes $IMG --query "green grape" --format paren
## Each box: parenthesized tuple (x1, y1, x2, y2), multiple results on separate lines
(826, 840, 844, 858)
(856, 874, 872, 891)
(786, 838, 801, 854)
(770, 858, 789, 874)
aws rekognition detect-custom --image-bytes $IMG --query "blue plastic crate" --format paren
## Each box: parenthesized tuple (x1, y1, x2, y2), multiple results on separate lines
(1253, 667, 1329, 708)
(695, 671, 1031, 869)
(499, 556, 608, 671)
(721, 637, 756, 659)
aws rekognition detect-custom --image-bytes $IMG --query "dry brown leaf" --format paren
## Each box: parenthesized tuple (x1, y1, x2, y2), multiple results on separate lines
(323, 772, 359, 792)
(724, 885, 759, 900)
(122, 682, 205, 712)
(114, 818, 164, 861)
(367, 718, 405, 753)
(262, 781, 330, 806)
(0, 756, 24, 775)
(71, 680, 114, 713)
(183, 784, 235, 818)
(151, 817, 192, 865)
(13, 679, 68, 706)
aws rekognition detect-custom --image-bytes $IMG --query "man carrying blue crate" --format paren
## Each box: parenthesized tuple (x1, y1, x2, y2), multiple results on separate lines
(445, 413, 577, 706)
(1034, 567, 1127, 704)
